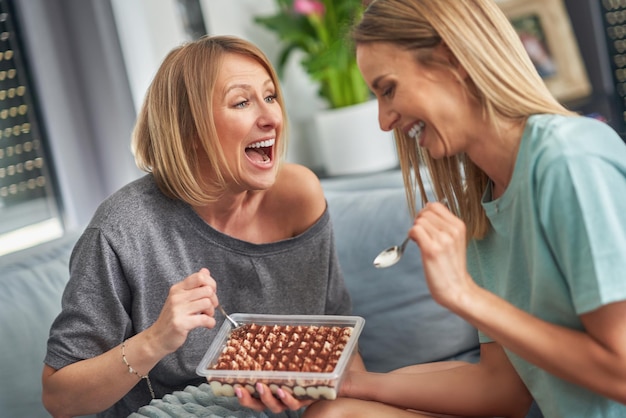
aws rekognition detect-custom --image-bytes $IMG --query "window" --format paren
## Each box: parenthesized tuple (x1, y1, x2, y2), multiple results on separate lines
(0, 0, 62, 256)
(176, 0, 208, 40)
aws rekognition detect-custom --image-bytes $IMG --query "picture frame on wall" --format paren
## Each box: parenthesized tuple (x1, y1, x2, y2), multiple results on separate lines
(497, 0, 592, 104)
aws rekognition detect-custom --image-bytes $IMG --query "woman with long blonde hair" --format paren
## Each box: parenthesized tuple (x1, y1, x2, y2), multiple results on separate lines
(304, 1, 626, 417)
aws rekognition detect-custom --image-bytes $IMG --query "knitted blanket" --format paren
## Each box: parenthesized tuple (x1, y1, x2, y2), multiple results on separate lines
(128, 383, 304, 418)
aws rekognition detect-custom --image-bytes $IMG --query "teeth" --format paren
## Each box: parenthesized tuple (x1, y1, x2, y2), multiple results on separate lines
(246, 138, 275, 149)
(408, 121, 425, 139)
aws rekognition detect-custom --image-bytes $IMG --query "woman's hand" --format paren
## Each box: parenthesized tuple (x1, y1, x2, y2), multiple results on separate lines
(235, 383, 313, 414)
(410, 201, 474, 310)
(148, 268, 219, 355)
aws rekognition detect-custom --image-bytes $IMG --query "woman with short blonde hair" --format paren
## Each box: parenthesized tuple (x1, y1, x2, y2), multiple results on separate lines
(132, 36, 289, 205)
(43, 35, 355, 417)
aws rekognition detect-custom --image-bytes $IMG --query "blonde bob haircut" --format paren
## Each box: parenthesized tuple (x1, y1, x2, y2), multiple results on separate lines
(353, 0, 576, 240)
(132, 35, 288, 206)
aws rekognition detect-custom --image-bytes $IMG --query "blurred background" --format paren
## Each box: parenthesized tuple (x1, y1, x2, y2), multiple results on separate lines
(0, 0, 623, 255)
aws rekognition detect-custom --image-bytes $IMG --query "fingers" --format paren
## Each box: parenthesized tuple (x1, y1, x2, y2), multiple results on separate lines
(409, 200, 471, 308)
(410, 203, 468, 297)
(172, 268, 218, 307)
(195, 269, 219, 316)
(256, 383, 290, 413)
(412, 201, 464, 248)
(411, 202, 445, 248)
(180, 268, 216, 291)
(234, 385, 266, 412)
(149, 268, 222, 354)
(416, 201, 454, 227)
(273, 386, 313, 411)
(165, 268, 221, 327)
(235, 383, 312, 413)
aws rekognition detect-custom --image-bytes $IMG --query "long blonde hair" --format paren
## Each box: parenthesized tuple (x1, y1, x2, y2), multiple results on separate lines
(353, 0, 576, 239)
(132, 35, 288, 205)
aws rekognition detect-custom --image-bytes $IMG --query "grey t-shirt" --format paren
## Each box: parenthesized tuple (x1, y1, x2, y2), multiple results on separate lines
(45, 174, 351, 417)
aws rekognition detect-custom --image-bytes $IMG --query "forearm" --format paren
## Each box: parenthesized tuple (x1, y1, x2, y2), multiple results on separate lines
(349, 351, 367, 371)
(42, 332, 165, 417)
(456, 282, 626, 403)
(341, 359, 531, 417)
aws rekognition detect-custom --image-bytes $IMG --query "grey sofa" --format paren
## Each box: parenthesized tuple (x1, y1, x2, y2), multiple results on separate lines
(321, 169, 479, 372)
(0, 229, 87, 417)
(0, 169, 540, 417)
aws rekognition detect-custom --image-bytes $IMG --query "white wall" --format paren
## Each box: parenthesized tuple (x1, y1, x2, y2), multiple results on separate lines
(111, 0, 327, 171)
(201, 0, 328, 170)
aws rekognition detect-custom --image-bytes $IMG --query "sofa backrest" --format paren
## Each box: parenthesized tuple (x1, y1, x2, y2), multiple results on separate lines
(323, 170, 479, 372)
(0, 232, 85, 418)
(0, 169, 479, 416)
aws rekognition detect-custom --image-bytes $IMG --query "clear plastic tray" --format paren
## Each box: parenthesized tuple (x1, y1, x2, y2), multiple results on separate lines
(196, 313, 365, 400)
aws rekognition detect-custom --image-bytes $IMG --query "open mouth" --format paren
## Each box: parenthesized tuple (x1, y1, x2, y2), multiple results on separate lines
(245, 138, 275, 164)
(408, 121, 425, 140)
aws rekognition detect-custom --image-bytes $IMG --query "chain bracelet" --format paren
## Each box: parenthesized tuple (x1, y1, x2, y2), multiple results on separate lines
(121, 340, 155, 399)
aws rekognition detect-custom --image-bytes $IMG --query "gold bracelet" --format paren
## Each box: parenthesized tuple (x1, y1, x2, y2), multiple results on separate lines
(121, 340, 155, 399)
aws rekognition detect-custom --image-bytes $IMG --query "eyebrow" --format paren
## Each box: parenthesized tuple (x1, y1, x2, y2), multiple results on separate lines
(224, 78, 275, 95)
(371, 74, 388, 91)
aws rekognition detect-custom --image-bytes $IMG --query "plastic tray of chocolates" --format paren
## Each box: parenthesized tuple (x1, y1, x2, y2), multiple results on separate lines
(196, 314, 365, 400)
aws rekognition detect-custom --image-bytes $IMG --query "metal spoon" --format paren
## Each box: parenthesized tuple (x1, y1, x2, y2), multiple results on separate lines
(373, 198, 450, 269)
(373, 236, 409, 268)
(217, 305, 240, 328)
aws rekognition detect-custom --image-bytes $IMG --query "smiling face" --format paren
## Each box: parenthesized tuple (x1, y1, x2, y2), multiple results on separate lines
(211, 52, 283, 191)
(356, 41, 476, 159)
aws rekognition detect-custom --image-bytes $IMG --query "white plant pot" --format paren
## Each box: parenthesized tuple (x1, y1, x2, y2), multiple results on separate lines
(313, 100, 398, 177)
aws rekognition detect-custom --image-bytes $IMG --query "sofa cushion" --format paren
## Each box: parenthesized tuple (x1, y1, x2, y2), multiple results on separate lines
(319, 169, 405, 192)
(323, 174, 479, 373)
(0, 232, 82, 418)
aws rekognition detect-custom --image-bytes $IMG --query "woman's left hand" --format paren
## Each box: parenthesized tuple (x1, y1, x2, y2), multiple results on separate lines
(410, 201, 474, 310)
(234, 383, 313, 414)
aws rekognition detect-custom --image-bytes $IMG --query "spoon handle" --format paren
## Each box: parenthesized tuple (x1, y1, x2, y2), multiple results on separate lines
(217, 305, 240, 328)
(399, 236, 410, 251)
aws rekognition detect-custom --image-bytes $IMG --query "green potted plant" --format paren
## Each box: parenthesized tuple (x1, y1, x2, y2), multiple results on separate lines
(254, 0, 370, 109)
(255, 0, 397, 176)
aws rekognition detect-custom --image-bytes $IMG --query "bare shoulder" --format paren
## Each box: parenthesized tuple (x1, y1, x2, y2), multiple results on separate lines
(278, 163, 323, 193)
(271, 163, 327, 233)
(274, 163, 325, 208)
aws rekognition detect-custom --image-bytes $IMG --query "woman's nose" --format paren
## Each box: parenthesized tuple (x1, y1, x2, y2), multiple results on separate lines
(258, 104, 281, 128)
(379, 106, 399, 132)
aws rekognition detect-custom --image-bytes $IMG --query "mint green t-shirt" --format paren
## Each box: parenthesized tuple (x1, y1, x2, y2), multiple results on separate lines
(467, 114, 626, 417)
